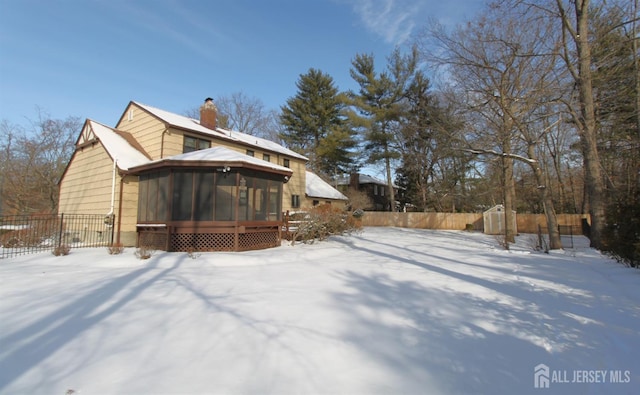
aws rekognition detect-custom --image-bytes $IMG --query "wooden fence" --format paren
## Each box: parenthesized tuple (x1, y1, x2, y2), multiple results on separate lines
(360, 212, 589, 235)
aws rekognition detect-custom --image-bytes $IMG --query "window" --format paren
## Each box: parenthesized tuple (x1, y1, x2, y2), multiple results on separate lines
(291, 195, 300, 208)
(263, 153, 270, 162)
(313, 200, 319, 206)
(374, 185, 378, 195)
(215, 173, 236, 221)
(381, 186, 385, 196)
(246, 150, 254, 157)
(283, 158, 290, 168)
(172, 171, 194, 220)
(193, 172, 214, 221)
(183, 136, 211, 153)
(138, 171, 169, 222)
(141, 169, 284, 223)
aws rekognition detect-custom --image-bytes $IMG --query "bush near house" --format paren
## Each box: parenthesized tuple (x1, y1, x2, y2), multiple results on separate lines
(288, 205, 361, 245)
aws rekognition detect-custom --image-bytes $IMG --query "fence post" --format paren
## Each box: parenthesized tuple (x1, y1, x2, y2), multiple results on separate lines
(57, 213, 64, 248)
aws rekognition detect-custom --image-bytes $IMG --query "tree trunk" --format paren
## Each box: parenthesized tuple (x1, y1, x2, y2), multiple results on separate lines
(503, 161, 516, 245)
(574, 0, 606, 249)
(634, 0, 640, 141)
(385, 153, 396, 212)
(529, 145, 562, 249)
(502, 144, 516, 245)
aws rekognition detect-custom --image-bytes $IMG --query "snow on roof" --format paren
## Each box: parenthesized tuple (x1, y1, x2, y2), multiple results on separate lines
(357, 174, 388, 186)
(306, 171, 347, 200)
(141, 146, 292, 174)
(336, 173, 398, 188)
(133, 101, 308, 161)
(89, 120, 151, 171)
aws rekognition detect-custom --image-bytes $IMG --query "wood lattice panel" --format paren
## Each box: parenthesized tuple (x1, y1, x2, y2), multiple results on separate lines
(239, 231, 279, 251)
(138, 230, 168, 251)
(171, 232, 236, 252)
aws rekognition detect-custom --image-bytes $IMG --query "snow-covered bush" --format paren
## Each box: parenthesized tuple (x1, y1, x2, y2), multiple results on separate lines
(289, 205, 361, 245)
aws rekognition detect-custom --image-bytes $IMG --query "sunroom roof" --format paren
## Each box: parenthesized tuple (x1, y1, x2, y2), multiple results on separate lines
(128, 146, 293, 175)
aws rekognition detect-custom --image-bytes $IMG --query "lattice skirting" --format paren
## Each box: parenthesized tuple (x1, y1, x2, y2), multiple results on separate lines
(172, 232, 235, 252)
(170, 231, 279, 252)
(239, 231, 279, 251)
(138, 230, 168, 251)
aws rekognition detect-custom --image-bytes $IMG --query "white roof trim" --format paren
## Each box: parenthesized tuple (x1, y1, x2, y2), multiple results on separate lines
(87, 120, 150, 171)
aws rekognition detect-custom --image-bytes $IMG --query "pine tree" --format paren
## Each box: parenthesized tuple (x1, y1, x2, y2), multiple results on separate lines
(348, 47, 420, 211)
(280, 68, 356, 175)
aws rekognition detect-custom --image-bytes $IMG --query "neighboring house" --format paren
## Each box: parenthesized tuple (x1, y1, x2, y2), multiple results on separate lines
(304, 171, 348, 208)
(336, 173, 398, 211)
(58, 98, 343, 252)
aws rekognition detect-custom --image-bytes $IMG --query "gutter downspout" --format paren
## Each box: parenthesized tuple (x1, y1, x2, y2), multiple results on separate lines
(108, 158, 117, 218)
(117, 175, 124, 245)
(106, 158, 117, 244)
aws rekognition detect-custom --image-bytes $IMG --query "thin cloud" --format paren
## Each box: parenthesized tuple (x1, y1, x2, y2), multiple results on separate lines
(345, 0, 421, 44)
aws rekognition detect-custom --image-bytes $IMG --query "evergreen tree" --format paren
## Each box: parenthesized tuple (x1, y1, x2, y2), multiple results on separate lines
(348, 47, 420, 211)
(280, 68, 356, 175)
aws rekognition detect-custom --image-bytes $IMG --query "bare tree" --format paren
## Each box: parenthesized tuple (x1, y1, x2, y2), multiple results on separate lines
(548, 0, 607, 248)
(0, 110, 81, 214)
(419, 2, 565, 247)
(215, 91, 280, 139)
(185, 92, 280, 140)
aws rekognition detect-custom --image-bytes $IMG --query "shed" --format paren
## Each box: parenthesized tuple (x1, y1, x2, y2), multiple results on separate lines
(483, 205, 517, 235)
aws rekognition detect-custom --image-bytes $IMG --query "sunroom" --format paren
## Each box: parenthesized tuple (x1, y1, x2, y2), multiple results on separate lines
(128, 147, 292, 252)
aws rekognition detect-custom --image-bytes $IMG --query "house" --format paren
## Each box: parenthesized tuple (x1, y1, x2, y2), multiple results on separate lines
(305, 171, 348, 207)
(58, 98, 345, 251)
(336, 173, 398, 211)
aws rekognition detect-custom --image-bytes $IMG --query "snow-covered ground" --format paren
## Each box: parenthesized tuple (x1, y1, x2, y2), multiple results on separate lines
(0, 227, 638, 395)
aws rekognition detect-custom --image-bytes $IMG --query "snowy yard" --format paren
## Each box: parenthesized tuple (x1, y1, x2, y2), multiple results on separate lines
(1, 227, 638, 395)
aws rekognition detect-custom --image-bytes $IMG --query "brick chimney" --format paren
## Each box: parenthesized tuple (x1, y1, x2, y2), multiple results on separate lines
(349, 172, 360, 190)
(199, 97, 217, 129)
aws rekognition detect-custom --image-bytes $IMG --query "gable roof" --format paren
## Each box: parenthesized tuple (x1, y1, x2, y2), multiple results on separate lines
(306, 171, 348, 201)
(82, 120, 151, 171)
(128, 146, 293, 176)
(336, 173, 398, 188)
(130, 101, 308, 161)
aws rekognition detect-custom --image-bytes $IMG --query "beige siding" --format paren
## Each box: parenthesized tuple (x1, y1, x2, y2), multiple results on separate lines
(303, 197, 347, 209)
(59, 143, 142, 246)
(283, 159, 306, 212)
(117, 174, 140, 246)
(161, 127, 186, 157)
(59, 144, 117, 215)
(116, 104, 167, 160)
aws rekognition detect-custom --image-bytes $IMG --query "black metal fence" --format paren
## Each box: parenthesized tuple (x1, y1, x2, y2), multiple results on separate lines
(0, 214, 114, 259)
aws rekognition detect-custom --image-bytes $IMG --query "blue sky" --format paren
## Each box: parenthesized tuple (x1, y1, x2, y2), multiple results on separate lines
(0, 0, 484, 128)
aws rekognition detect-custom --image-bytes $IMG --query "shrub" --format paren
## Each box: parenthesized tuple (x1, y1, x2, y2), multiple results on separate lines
(52, 244, 71, 256)
(290, 205, 361, 245)
(135, 245, 153, 260)
(603, 196, 640, 267)
(352, 208, 365, 219)
(186, 247, 201, 259)
(107, 243, 125, 255)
